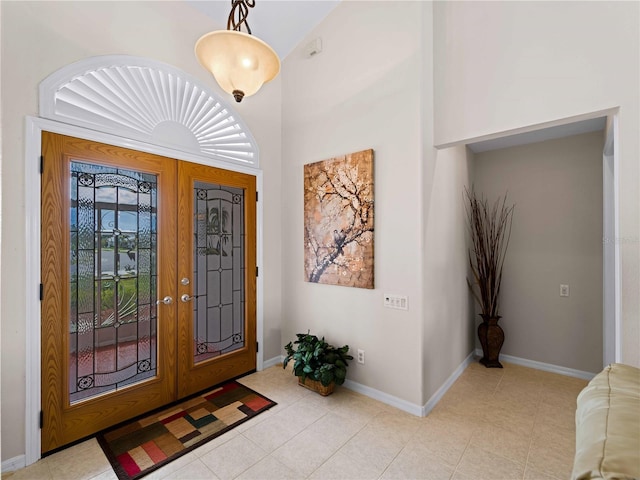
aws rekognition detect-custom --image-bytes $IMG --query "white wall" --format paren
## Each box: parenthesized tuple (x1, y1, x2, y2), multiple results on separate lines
(0, 1, 282, 461)
(434, 1, 640, 366)
(474, 132, 604, 373)
(281, 1, 426, 406)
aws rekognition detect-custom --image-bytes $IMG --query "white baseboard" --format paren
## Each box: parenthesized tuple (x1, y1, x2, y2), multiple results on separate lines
(474, 349, 597, 380)
(421, 351, 475, 416)
(343, 379, 423, 416)
(344, 352, 475, 417)
(269, 351, 474, 417)
(262, 355, 284, 370)
(2, 455, 26, 474)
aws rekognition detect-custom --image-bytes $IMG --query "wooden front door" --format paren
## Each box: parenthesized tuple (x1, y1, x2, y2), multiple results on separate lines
(41, 132, 256, 453)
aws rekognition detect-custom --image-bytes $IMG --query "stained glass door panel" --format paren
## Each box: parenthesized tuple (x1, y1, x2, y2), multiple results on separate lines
(41, 133, 177, 453)
(192, 182, 245, 363)
(69, 162, 158, 403)
(176, 161, 256, 398)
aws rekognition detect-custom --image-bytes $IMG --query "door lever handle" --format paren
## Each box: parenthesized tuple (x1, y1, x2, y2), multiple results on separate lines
(181, 294, 195, 303)
(156, 296, 173, 305)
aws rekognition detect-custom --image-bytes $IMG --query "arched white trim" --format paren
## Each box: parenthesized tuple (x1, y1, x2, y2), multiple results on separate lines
(39, 55, 259, 168)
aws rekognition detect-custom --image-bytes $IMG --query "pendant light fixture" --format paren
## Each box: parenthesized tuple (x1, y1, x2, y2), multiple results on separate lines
(195, 0, 280, 103)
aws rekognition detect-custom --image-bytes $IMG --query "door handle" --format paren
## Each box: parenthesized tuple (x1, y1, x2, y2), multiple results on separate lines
(181, 294, 195, 303)
(156, 296, 173, 305)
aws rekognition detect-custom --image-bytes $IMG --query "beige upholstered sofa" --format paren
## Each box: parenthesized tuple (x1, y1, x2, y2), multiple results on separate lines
(572, 363, 640, 480)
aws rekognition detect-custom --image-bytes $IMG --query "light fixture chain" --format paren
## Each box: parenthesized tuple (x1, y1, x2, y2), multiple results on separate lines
(227, 0, 255, 34)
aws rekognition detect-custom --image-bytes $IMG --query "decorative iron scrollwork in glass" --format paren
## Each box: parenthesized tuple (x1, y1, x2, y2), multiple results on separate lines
(192, 181, 245, 364)
(77, 375, 94, 390)
(69, 161, 158, 404)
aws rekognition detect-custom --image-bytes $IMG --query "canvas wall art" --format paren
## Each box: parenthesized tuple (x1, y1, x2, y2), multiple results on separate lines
(303, 149, 374, 289)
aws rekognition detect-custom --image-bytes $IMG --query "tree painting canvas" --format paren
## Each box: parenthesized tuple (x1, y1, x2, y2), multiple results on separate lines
(304, 149, 374, 289)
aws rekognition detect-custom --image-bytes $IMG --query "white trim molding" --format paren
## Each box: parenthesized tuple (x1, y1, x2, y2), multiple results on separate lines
(474, 349, 597, 380)
(39, 55, 259, 168)
(1, 455, 26, 474)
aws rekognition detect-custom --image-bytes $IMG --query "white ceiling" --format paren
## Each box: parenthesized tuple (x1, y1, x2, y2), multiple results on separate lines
(187, 0, 341, 60)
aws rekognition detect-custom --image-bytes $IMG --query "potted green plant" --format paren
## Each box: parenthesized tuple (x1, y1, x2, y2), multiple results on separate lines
(283, 332, 354, 396)
(465, 187, 515, 368)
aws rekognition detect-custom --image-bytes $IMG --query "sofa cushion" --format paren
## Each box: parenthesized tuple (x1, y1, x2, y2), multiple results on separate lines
(572, 363, 640, 480)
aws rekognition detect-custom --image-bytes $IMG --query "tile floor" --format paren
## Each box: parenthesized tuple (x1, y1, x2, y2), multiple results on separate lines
(3, 361, 587, 480)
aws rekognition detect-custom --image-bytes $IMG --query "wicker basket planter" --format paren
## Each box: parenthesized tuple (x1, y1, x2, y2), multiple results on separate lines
(298, 377, 335, 396)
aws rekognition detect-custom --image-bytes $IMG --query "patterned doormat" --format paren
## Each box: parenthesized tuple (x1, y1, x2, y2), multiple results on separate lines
(96, 381, 276, 480)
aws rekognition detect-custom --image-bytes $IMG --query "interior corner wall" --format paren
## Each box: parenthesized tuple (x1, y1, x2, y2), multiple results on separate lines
(280, 1, 425, 406)
(422, 145, 475, 402)
(434, 1, 640, 367)
(0, 1, 282, 462)
(474, 132, 604, 373)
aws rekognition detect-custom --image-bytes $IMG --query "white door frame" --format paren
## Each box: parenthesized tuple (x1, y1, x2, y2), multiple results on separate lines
(603, 114, 621, 365)
(24, 116, 265, 465)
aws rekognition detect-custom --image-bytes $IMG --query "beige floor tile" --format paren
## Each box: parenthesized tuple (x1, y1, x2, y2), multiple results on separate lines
(524, 465, 563, 480)
(534, 404, 576, 435)
(456, 444, 525, 480)
(379, 441, 454, 480)
(192, 429, 241, 457)
(430, 387, 493, 419)
(479, 402, 536, 438)
(492, 378, 544, 411)
(526, 421, 575, 479)
(199, 435, 266, 480)
(242, 399, 327, 453)
(468, 421, 531, 465)
(540, 383, 584, 410)
(365, 410, 423, 445)
(500, 363, 549, 383)
(233, 408, 276, 434)
(309, 451, 382, 480)
(87, 469, 119, 480)
(337, 422, 407, 473)
(450, 472, 474, 480)
(3, 459, 53, 480)
(411, 411, 480, 467)
(160, 458, 219, 480)
(527, 446, 574, 479)
(271, 412, 363, 476)
(235, 455, 300, 480)
(5, 363, 584, 480)
(464, 361, 506, 381)
(450, 370, 500, 395)
(145, 451, 201, 480)
(531, 420, 575, 453)
(326, 390, 393, 424)
(46, 439, 111, 480)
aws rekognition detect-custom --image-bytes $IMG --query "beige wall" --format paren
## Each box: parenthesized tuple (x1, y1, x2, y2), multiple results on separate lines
(281, 1, 427, 406)
(280, 1, 475, 408)
(0, 1, 282, 461)
(474, 132, 604, 373)
(423, 145, 475, 400)
(434, 1, 640, 366)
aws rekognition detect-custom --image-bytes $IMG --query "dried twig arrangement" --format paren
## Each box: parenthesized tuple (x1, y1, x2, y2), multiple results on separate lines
(465, 187, 515, 318)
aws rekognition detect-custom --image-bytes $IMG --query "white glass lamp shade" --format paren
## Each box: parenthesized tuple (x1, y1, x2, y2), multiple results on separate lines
(195, 30, 280, 102)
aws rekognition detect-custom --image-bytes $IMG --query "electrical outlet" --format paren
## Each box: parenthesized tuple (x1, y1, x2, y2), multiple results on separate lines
(560, 284, 570, 297)
(357, 349, 365, 365)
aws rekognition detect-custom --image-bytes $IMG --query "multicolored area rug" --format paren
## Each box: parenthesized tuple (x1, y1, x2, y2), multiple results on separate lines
(96, 381, 276, 480)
